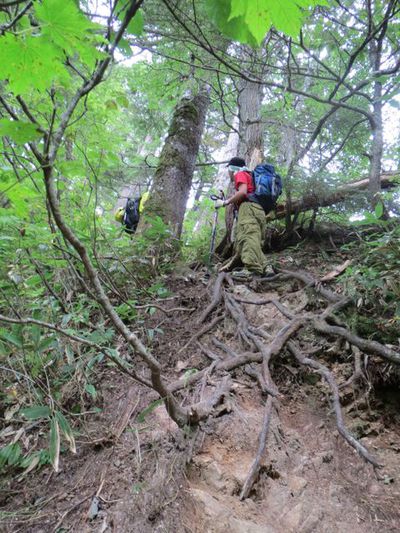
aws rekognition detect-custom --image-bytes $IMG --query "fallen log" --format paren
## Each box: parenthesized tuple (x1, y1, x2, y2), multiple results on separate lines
(269, 172, 399, 220)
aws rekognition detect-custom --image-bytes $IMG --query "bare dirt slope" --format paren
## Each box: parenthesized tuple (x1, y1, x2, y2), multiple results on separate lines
(1, 246, 400, 532)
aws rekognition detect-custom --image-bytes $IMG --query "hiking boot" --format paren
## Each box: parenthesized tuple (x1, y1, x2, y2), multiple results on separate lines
(231, 268, 259, 281)
(263, 265, 276, 277)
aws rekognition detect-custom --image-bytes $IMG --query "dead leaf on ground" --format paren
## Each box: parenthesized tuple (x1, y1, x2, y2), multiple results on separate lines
(320, 260, 352, 282)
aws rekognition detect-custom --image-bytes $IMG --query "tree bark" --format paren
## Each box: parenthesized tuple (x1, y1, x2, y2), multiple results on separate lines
(238, 68, 264, 166)
(216, 52, 264, 257)
(140, 86, 210, 238)
(368, 36, 384, 212)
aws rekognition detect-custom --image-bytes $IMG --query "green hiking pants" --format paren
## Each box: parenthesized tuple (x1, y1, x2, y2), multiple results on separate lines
(234, 201, 267, 274)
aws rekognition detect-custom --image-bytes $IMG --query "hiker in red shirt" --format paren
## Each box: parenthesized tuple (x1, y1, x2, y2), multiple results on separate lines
(215, 157, 269, 280)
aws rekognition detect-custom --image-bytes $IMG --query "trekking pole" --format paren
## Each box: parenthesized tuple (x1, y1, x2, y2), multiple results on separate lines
(209, 190, 225, 263)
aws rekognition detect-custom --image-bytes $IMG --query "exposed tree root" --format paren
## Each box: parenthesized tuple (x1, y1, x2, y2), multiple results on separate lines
(239, 396, 274, 500)
(188, 375, 232, 423)
(199, 272, 226, 323)
(178, 314, 223, 354)
(171, 264, 397, 479)
(340, 346, 366, 388)
(287, 341, 382, 468)
(313, 319, 400, 364)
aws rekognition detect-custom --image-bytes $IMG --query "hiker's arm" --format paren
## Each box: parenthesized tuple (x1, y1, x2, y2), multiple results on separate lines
(224, 183, 247, 206)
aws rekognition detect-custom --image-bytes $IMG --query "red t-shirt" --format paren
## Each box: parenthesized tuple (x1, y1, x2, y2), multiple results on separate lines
(234, 170, 254, 206)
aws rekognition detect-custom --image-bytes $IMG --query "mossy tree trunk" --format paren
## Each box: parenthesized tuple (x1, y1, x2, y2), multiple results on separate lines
(140, 86, 209, 239)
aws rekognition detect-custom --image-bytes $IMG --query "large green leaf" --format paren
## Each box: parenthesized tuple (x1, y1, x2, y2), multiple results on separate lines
(0, 34, 68, 94)
(127, 10, 144, 36)
(206, 0, 327, 44)
(0, 443, 21, 467)
(55, 411, 76, 454)
(49, 416, 60, 472)
(204, 0, 257, 46)
(35, 0, 103, 67)
(0, 119, 42, 144)
(21, 405, 51, 420)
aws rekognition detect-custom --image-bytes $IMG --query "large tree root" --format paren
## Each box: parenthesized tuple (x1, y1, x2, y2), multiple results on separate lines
(151, 264, 396, 482)
(172, 270, 400, 482)
(199, 272, 227, 323)
(239, 396, 274, 500)
(287, 341, 381, 468)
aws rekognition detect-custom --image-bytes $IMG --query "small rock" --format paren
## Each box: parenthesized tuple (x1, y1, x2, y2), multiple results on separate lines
(229, 517, 276, 533)
(190, 488, 230, 519)
(288, 476, 308, 496)
(202, 461, 227, 492)
(281, 502, 303, 530)
(87, 496, 100, 520)
(176, 360, 189, 372)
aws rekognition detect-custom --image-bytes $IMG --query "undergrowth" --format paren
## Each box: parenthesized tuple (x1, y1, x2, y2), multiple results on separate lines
(340, 220, 400, 344)
(0, 212, 177, 480)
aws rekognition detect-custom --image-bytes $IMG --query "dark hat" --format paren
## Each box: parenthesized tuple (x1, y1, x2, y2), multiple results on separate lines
(226, 157, 246, 168)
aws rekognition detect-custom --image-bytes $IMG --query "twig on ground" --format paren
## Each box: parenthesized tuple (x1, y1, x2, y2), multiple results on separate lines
(52, 495, 91, 533)
(234, 295, 295, 320)
(280, 268, 342, 303)
(134, 303, 196, 314)
(111, 387, 140, 440)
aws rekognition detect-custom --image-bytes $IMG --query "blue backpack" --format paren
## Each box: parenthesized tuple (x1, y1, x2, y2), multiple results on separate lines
(248, 163, 283, 214)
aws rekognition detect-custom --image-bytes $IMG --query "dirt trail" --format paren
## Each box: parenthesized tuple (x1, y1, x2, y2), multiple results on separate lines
(1, 250, 400, 532)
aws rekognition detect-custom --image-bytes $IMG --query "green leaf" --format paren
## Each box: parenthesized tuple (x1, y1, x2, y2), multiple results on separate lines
(136, 399, 163, 423)
(0, 33, 68, 94)
(374, 202, 384, 219)
(0, 119, 42, 144)
(85, 383, 97, 397)
(49, 416, 60, 472)
(206, 0, 327, 44)
(127, 10, 144, 36)
(0, 443, 21, 467)
(105, 99, 118, 110)
(183, 368, 198, 386)
(117, 38, 133, 58)
(17, 452, 41, 478)
(37, 336, 56, 353)
(35, 0, 102, 67)
(21, 405, 51, 420)
(0, 330, 24, 348)
(55, 411, 76, 454)
(204, 0, 257, 46)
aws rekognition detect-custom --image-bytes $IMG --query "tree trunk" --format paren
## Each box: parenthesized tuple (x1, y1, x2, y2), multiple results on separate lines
(368, 38, 385, 213)
(193, 117, 238, 235)
(216, 56, 264, 257)
(140, 86, 209, 238)
(238, 74, 264, 166)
